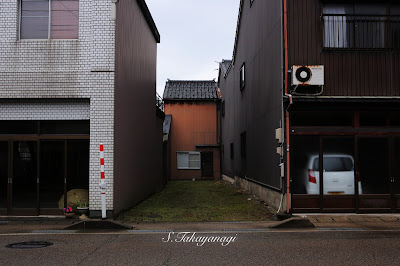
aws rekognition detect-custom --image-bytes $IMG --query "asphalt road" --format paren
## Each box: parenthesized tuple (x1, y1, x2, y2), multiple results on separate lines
(1, 230, 400, 265)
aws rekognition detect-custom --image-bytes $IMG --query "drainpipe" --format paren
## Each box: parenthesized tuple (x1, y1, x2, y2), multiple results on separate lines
(283, 0, 290, 214)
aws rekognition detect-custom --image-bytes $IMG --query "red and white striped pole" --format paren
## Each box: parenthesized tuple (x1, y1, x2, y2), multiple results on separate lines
(99, 143, 107, 219)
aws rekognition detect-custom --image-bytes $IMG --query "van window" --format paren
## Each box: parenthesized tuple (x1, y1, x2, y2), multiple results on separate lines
(313, 157, 353, 171)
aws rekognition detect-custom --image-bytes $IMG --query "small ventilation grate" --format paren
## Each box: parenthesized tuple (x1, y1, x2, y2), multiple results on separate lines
(6, 241, 53, 249)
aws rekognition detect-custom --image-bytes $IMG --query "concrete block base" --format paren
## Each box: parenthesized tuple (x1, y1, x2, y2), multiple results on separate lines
(89, 210, 114, 219)
(222, 175, 287, 213)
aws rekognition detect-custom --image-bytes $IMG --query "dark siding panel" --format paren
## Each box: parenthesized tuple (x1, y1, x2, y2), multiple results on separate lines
(220, 0, 283, 189)
(114, 0, 163, 212)
(287, 0, 400, 96)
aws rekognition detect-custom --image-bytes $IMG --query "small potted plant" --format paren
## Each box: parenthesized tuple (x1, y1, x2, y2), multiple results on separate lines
(76, 200, 89, 216)
(63, 206, 75, 218)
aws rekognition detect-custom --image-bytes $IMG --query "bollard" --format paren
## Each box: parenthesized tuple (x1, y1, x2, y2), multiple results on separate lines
(100, 143, 106, 219)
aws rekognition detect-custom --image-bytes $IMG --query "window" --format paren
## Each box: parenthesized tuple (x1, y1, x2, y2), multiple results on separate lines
(392, 5, 400, 49)
(230, 143, 234, 160)
(20, 0, 79, 39)
(177, 151, 201, 169)
(240, 63, 245, 91)
(323, 3, 399, 49)
(323, 4, 354, 48)
(240, 132, 246, 158)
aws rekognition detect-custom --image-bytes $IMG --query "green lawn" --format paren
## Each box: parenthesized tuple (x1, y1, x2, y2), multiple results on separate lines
(116, 181, 276, 223)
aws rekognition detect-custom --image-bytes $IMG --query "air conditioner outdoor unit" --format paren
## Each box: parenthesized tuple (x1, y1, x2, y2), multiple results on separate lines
(292, 65, 324, 86)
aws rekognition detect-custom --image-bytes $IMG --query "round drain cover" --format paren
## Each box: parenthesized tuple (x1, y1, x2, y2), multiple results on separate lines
(6, 241, 53, 249)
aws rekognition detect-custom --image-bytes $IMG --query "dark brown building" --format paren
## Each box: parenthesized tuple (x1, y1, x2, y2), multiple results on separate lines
(114, 0, 164, 214)
(163, 80, 221, 180)
(219, 0, 400, 214)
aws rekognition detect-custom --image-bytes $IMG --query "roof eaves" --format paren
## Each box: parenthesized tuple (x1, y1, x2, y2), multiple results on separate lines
(136, 0, 160, 43)
(232, 0, 244, 66)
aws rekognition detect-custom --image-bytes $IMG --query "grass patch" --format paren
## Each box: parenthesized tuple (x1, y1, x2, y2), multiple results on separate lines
(116, 181, 276, 223)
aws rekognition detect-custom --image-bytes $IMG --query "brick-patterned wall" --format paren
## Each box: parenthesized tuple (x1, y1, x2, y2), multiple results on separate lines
(0, 0, 116, 212)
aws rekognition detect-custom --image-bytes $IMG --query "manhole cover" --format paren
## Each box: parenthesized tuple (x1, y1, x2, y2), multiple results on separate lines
(6, 241, 53, 249)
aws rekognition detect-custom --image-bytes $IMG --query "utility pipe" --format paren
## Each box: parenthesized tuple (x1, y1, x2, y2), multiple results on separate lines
(283, 0, 290, 214)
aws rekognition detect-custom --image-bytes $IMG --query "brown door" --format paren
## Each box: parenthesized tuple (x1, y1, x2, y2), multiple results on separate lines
(10, 141, 39, 215)
(356, 136, 393, 213)
(0, 142, 8, 215)
(201, 152, 213, 179)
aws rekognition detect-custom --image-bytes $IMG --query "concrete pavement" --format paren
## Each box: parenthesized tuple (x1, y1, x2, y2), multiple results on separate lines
(302, 214, 400, 230)
(1, 214, 400, 265)
(1, 230, 400, 265)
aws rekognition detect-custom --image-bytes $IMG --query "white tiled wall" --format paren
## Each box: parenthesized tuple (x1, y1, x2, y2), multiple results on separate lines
(0, 0, 116, 211)
(0, 100, 90, 120)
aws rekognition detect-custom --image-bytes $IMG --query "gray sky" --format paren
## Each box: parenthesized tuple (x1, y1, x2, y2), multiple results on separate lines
(145, 0, 239, 96)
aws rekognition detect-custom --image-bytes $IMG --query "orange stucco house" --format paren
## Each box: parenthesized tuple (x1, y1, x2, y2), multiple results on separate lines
(163, 80, 221, 180)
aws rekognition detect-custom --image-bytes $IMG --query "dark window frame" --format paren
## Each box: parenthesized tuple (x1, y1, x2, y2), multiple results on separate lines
(176, 151, 201, 170)
(321, 2, 400, 50)
(230, 143, 234, 160)
(19, 0, 80, 40)
(240, 63, 245, 91)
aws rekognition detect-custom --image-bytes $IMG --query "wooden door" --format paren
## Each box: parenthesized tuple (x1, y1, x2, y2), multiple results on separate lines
(201, 152, 213, 179)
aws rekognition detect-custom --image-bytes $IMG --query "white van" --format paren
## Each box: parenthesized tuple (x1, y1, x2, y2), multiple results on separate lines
(305, 154, 362, 195)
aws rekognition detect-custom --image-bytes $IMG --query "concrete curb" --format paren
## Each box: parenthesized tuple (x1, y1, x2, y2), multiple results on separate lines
(65, 220, 133, 230)
(269, 217, 315, 229)
(0, 216, 69, 221)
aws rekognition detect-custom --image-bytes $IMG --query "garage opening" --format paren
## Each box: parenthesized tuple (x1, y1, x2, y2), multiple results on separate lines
(290, 108, 400, 213)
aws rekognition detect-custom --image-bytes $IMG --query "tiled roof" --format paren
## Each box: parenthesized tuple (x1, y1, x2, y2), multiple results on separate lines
(163, 80, 219, 100)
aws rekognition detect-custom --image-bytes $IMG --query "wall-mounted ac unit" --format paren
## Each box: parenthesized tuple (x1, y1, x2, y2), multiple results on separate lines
(292, 65, 324, 86)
